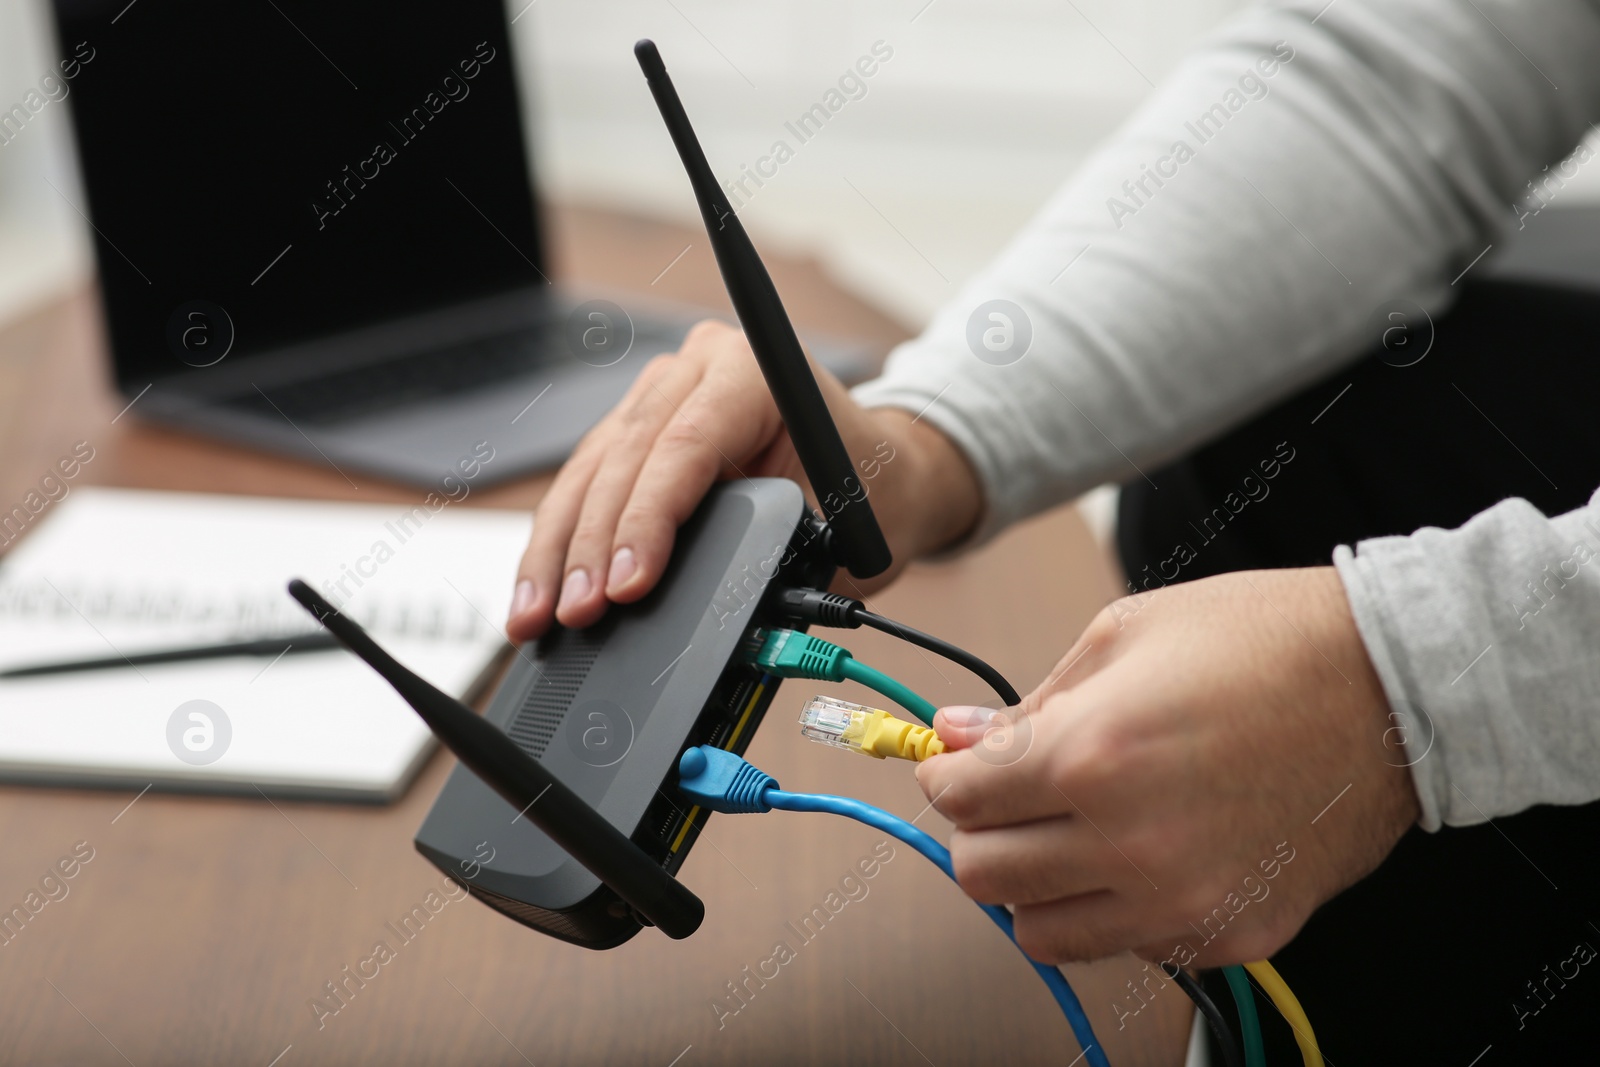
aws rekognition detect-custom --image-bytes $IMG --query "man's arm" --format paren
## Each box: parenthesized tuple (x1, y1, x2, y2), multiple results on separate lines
(1339, 489, 1600, 829)
(855, 0, 1600, 542)
(861, 0, 1600, 830)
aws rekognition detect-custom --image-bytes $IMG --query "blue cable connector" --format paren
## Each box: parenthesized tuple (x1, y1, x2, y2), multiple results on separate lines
(676, 745, 1111, 1067)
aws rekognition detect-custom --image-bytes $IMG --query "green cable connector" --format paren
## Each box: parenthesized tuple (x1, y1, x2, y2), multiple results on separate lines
(749, 628, 851, 681)
(746, 628, 938, 725)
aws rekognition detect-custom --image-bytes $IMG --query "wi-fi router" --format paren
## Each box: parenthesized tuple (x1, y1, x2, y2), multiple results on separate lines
(290, 38, 892, 948)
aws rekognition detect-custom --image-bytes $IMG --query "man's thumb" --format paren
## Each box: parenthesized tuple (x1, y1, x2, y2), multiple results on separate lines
(932, 705, 1007, 751)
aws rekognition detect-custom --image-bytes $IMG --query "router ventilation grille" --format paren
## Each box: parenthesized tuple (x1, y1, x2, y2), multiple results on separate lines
(506, 629, 602, 758)
(469, 882, 584, 940)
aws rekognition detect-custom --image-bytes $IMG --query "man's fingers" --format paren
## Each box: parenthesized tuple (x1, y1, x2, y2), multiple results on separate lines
(919, 672, 1139, 832)
(608, 354, 779, 603)
(947, 819, 1114, 905)
(607, 417, 732, 603)
(508, 316, 881, 640)
(918, 697, 1119, 829)
(915, 740, 1065, 829)
(507, 442, 603, 640)
(1011, 891, 1149, 965)
(554, 357, 703, 628)
(928, 710, 1011, 751)
(509, 352, 691, 638)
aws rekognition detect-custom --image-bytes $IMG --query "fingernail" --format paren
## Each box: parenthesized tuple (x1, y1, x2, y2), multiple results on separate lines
(608, 547, 637, 591)
(943, 705, 1002, 728)
(558, 568, 591, 613)
(509, 579, 536, 620)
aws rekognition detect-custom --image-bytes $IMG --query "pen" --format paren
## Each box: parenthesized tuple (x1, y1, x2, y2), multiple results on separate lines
(0, 631, 341, 678)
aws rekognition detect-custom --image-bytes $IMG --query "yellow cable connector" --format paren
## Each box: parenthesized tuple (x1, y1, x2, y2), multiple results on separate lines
(798, 695, 946, 762)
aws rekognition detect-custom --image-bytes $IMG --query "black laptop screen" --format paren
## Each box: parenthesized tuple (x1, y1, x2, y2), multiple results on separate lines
(51, 0, 545, 385)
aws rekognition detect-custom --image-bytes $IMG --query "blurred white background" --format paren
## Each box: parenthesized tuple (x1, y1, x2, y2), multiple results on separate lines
(0, 0, 1253, 329)
(514, 0, 1254, 324)
(7, 0, 1599, 333)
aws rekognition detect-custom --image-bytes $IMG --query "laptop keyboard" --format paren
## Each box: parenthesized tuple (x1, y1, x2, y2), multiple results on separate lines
(223, 325, 564, 425)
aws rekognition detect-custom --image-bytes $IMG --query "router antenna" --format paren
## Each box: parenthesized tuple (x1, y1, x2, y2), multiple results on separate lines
(286, 580, 705, 940)
(633, 39, 892, 579)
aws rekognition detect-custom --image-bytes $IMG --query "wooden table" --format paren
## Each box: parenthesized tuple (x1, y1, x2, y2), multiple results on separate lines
(0, 205, 1190, 1066)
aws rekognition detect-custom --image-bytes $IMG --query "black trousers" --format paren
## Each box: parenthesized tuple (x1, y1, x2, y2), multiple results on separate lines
(1116, 278, 1600, 1065)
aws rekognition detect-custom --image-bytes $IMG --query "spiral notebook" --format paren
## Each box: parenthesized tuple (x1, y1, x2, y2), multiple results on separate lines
(0, 488, 532, 801)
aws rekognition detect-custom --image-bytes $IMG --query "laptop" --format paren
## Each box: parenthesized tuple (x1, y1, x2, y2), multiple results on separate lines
(49, 0, 867, 487)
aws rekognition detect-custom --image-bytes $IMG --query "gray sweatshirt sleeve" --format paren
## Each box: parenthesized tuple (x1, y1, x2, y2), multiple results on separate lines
(850, 0, 1600, 827)
(1337, 491, 1600, 830)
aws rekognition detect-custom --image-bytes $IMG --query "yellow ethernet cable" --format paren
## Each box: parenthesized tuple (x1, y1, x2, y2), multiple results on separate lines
(1243, 959, 1323, 1067)
(798, 695, 946, 762)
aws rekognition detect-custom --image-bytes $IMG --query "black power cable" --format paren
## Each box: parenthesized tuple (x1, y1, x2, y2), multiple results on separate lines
(854, 610, 1022, 707)
(1165, 964, 1244, 1067)
(774, 588, 1022, 707)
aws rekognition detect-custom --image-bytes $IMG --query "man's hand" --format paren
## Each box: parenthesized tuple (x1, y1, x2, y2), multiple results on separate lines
(916, 567, 1420, 968)
(506, 319, 982, 640)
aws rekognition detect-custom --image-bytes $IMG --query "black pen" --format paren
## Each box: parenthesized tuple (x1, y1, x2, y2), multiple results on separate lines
(0, 631, 341, 678)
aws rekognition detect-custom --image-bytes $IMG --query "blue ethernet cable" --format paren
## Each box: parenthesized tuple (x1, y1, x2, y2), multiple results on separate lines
(677, 744, 1111, 1067)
